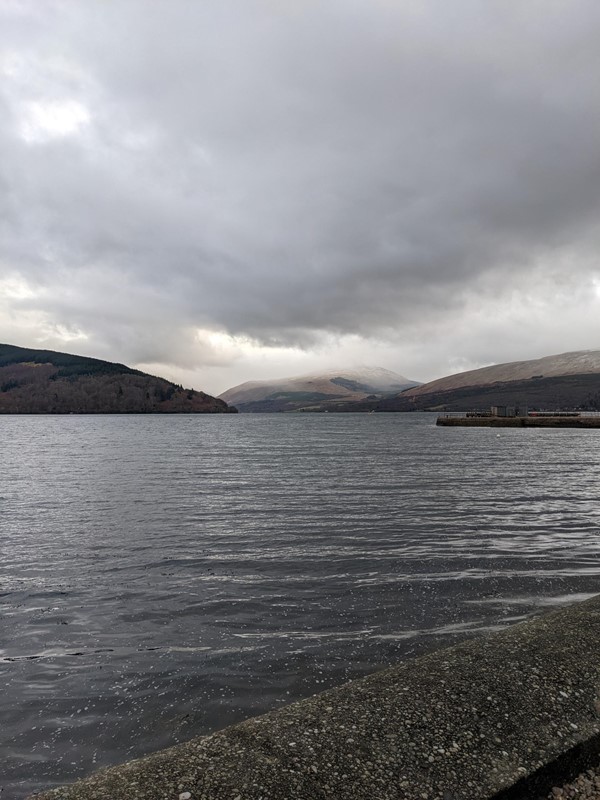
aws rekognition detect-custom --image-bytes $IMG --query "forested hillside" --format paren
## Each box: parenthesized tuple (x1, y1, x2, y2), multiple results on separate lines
(0, 344, 235, 414)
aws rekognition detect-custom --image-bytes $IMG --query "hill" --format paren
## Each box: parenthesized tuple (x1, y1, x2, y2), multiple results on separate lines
(219, 367, 420, 412)
(408, 350, 600, 397)
(330, 350, 600, 412)
(0, 344, 236, 414)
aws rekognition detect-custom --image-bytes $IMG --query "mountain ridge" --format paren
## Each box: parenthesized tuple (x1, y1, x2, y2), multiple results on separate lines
(344, 350, 600, 413)
(221, 350, 600, 413)
(407, 350, 600, 397)
(219, 367, 420, 412)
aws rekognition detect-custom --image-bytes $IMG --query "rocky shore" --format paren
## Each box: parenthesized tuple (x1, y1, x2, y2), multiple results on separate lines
(547, 768, 600, 799)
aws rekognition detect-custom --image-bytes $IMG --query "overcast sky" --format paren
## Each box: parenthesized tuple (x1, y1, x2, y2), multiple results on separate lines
(2, 0, 600, 395)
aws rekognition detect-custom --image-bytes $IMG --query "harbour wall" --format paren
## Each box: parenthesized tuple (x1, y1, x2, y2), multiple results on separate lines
(437, 415, 600, 427)
(31, 594, 600, 800)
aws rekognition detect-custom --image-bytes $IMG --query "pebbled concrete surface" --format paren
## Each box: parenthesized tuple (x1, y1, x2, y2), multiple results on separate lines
(31, 594, 600, 800)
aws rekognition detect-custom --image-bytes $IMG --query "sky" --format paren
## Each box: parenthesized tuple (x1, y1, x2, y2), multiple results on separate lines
(2, 0, 600, 396)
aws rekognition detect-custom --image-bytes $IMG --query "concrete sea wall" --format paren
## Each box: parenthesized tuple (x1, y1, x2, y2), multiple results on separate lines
(32, 595, 600, 800)
(436, 416, 600, 427)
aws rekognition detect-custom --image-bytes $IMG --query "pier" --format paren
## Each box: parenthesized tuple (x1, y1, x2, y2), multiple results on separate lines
(436, 415, 600, 427)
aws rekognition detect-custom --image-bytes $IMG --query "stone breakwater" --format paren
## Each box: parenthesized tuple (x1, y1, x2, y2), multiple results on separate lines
(31, 595, 600, 800)
(436, 416, 600, 427)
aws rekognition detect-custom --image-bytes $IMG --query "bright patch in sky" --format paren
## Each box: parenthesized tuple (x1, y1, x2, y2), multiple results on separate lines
(0, 276, 38, 300)
(197, 328, 304, 366)
(20, 99, 90, 143)
(40, 323, 88, 343)
(203, 329, 254, 355)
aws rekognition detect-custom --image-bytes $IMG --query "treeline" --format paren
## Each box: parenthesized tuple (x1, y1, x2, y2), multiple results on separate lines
(0, 343, 142, 377)
(0, 371, 233, 413)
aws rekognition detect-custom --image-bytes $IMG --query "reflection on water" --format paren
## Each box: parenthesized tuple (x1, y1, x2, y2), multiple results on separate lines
(1, 413, 600, 797)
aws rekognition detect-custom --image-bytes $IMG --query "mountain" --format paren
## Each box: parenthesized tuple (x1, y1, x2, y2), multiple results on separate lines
(0, 344, 236, 414)
(219, 367, 421, 412)
(408, 350, 600, 397)
(351, 350, 600, 412)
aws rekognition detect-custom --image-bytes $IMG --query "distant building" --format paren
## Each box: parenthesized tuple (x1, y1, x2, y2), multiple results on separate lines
(491, 405, 517, 417)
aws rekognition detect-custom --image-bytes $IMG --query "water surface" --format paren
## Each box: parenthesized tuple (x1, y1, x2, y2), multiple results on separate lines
(2, 413, 599, 797)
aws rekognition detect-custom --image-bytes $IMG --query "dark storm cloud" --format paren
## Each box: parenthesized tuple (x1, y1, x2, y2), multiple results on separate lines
(2, 0, 600, 371)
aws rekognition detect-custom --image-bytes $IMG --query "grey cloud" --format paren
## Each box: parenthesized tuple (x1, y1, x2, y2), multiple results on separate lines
(2, 0, 600, 375)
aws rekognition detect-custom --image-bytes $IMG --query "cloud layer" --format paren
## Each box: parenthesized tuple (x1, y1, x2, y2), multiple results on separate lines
(2, 0, 600, 392)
